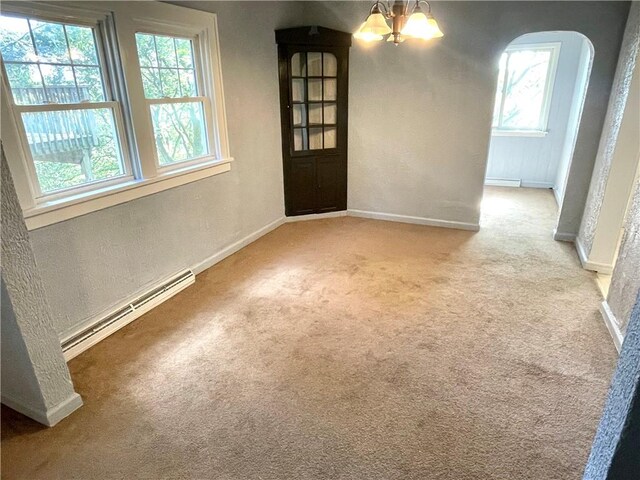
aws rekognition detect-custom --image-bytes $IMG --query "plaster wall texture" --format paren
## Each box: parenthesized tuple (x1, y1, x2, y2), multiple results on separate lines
(608, 177, 640, 334)
(27, 2, 302, 338)
(0, 151, 80, 418)
(587, 49, 640, 268)
(556, 40, 593, 208)
(485, 32, 591, 190)
(297, 1, 629, 236)
(578, 2, 640, 255)
(583, 291, 640, 480)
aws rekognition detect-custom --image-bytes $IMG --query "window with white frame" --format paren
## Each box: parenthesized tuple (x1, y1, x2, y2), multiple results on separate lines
(492, 43, 560, 133)
(0, 2, 230, 229)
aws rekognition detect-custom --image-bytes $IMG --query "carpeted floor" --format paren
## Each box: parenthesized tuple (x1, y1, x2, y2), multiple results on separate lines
(1, 187, 618, 480)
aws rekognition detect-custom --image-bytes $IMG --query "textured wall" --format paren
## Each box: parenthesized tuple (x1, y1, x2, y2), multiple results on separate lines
(297, 1, 629, 232)
(578, 2, 640, 254)
(27, 2, 303, 338)
(485, 32, 591, 189)
(583, 291, 640, 480)
(608, 178, 640, 334)
(1, 150, 80, 416)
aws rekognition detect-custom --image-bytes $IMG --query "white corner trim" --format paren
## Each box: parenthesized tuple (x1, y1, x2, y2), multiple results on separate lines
(347, 209, 480, 232)
(24, 160, 233, 231)
(576, 236, 614, 273)
(600, 301, 624, 353)
(552, 187, 562, 208)
(1, 392, 83, 427)
(553, 228, 576, 243)
(485, 178, 522, 187)
(192, 216, 285, 274)
(285, 211, 348, 222)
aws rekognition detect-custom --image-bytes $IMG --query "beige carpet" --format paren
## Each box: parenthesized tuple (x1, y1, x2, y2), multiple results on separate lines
(1, 187, 617, 479)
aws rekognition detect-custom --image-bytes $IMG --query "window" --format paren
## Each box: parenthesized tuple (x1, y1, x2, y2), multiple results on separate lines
(492, 43, 560, 134)
(135, 33, 209, 167)
(0, 2, 231, 229)
(0, 15, 131, 195)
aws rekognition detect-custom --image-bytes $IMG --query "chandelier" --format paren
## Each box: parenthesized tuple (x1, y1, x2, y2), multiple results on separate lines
(354, 0, 444, 45)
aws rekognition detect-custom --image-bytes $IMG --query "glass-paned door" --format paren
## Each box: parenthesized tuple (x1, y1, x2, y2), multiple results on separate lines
(290, 51, 338, 151)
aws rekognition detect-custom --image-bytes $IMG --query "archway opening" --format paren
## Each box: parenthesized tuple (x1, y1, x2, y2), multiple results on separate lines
(480, 31, 594, 237)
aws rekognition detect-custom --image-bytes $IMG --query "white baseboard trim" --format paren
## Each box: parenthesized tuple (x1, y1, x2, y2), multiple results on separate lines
(485, 178, 521, 187)
(192, 216, 285, 274)
(520, 181, 554, 189)
(553, 228, 576, 242)
(347, 209, 480, 232)
(285, 211, 347, 222)
(576, 236, 614, 273)
(1, 392, 82, 427)
(600, 301, 624, 353)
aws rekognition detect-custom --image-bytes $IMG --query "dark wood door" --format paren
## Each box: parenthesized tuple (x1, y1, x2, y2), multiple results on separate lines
(276, 27, 351, 216)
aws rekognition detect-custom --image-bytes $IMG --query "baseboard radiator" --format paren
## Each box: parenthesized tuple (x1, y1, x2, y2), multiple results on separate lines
(62, 270, 195, 361)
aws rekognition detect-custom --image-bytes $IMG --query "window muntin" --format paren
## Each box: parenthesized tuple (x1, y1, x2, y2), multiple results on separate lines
(492, 44, 559, 132)
(290, 51, 338, 152)
(135, 32, 209, 167)
(0, 13, 130, 196)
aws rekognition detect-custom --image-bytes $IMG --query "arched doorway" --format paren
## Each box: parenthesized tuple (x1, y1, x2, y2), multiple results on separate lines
(481, 31, 594, 236)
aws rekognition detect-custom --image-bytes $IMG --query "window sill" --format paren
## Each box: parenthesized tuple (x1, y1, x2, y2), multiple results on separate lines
(492, 129, 548, 138)
(23, 158, 233, 230)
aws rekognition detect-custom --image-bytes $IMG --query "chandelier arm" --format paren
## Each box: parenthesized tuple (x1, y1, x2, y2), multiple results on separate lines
(372, 0, 392, 17)
(416, 0, 433, 13)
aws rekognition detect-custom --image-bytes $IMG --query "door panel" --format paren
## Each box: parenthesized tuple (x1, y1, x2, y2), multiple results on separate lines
(290, 159, 316, 215)
(276, 27, 351, 217)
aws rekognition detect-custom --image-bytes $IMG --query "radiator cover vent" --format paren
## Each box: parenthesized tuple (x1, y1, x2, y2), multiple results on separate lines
(62, 270, 195, 360)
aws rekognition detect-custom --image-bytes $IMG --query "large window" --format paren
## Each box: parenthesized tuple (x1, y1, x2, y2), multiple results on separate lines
(0, 2, 230, 229)
(492, 43, 560, 134)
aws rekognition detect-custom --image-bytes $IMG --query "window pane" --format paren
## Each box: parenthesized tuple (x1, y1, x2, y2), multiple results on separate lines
(291, 52, 305, 77)
(292, 79, 305, 102)
(323, 53, 337, 76)
(155, 35, 177, 68)
(492, 53, 507, 127)
(293, 104, 306, 127)
(136, 33, 197, 99)
(293, 128, 308, 151)
(307, 52, 322, 76)
(150, 101, 208, 166)
(308, 79, 322, 101)
(140, 67, 162, 99)
(324, 127, 336, 148)
(30, 19, 70, 64)
(0, 16, 36, 62)
(501, 49, 552, 130)
(22, 108, 126, 194)
(309, 127, 322, 149)
(175, 38, 193, 68)
(74, 66, 105, 102)
(135, 33, 157, 67)
(323, 103, 337, 124)
(1, 17, 107, 105)
(324, 79, 337, 101)
(66, 25, 98, 65)
(309, 104, 322, 125)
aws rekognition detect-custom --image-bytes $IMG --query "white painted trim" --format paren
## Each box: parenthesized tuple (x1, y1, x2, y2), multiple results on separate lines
(600, 301, 624, 353)
(347, 209, 480, 232)
(485, 178, 521, 187)
(1, 392, 82, 427)
(520, 181, 554, 189)
(24, 160, 232, 230)
(192, 216, 285, 274)
(553, 186, 562, 208)
(576, 236, 614, 273)
(553, 228, 576, 242)
(491, 129, 548, 138)
(285, 211, 347, 222)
